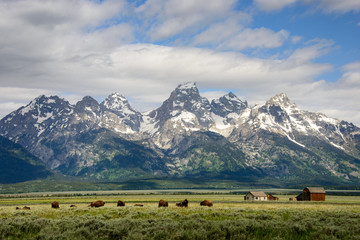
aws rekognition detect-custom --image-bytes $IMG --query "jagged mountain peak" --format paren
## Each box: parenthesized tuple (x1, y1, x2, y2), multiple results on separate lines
(106, 92, 127, 102)
(254, 93, 298, 128)
(102, 93, 139, 115)
(25, 94, 64, 106)
(266, 93, 293, 107)
(146, 82, 213, 131)
(75, 96, 100, 114)
(16, 95, 72, 117)
(225, 91, 238, 99)
(223, 92, 246, 105)
(1, 85, 360, 185)
(100, 92, 142, 131)
(176, 82, 197, 90)
(33, 94, 47, 101)
(27, 94, 58, 104)
(79, 95, 98, 103)
(173, 82, 201, 98)
(211, 92, 248, 117)
(101, 93, 132, 111)
(0, 95, 73, 143)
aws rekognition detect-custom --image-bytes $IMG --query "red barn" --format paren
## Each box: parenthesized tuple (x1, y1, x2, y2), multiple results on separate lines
(267, 194, 279, 201)
(295, 187, 325, 201)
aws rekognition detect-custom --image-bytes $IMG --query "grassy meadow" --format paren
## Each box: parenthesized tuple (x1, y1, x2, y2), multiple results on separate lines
(1, 193, 360, 239)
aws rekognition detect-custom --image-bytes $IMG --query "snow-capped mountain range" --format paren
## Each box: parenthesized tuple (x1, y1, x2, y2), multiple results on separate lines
(1, 82, 360, 185)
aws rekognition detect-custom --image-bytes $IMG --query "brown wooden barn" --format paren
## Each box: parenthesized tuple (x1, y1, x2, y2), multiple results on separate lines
(295, 187, 325, 201)
(267, 194, 279, 200)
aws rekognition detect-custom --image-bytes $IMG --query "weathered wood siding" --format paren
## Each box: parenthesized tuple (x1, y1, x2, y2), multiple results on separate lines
(267, 194, 279, 200)
(296, 187, 326, 201)
(311, 193, 325, 201)
(245, 192, 267, 201)
(245, 193, 254, 200)
(302, 189, 311, 201)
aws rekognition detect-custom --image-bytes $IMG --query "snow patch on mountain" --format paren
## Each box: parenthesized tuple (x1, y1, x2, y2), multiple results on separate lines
(114, 127, 134, 134)
(102, 93, 137, 115)
(1, 82, 360, 184)
(211, 113, 231, 130)
(170, 111, 201, 133)
(172, 111, 196, 125)
(36, 112, 54, 123)
(330, 142, 345, 150)
(140, 114, 158, 134)
(177, 82, 196, 90)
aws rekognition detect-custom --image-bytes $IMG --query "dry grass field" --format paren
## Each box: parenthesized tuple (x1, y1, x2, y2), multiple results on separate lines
(1, 193, 360, 239)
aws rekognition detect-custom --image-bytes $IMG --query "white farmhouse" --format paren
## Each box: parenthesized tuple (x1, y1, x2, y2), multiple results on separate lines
(244, 191, 268, 201)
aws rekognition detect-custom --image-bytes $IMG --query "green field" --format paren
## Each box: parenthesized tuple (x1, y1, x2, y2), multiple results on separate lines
(1, 193, 360, 239)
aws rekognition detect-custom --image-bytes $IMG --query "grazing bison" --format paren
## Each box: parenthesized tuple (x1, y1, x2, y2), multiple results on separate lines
(117, 200, 125, 207)
(200, 200, 213, 207)
(176, 199, 188, 207)
(70, 205, 77, 208)
(90, 200, 105, 208)
(158, 199, 168, 207)
(22, 206, 31, 210)
(134, 204, 143, 207)
(51, 201, 59, 209)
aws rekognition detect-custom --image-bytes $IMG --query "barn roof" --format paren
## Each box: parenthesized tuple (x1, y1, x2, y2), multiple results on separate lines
(248, 191, 267, 197)
(305, 187, 325, 193)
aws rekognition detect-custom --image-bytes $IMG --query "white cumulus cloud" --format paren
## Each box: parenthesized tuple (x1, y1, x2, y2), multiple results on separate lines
(255, 0, 360, 13)
(136, 0, 237, 41)
(0, 0, 359, 127)
(315, 0, 360, 13)
(227, 28, 289, 50)
(254, 0, 298, 12)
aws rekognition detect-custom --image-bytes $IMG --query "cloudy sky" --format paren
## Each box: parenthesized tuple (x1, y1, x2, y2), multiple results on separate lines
(0, 0, 359, 125)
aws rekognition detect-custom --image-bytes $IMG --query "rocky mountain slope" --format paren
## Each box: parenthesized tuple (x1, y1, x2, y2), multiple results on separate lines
(1, 82, 360, 185)
(0, 136, 51, 183)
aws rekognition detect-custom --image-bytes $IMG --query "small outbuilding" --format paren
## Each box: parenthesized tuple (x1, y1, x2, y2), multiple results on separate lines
(244, 191, 267, 201)
(295, 187, 325, 201)
(267, 194, 279, 201)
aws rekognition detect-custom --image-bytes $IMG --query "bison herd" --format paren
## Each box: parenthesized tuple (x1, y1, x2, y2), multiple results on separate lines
(15, 199, 213, 210)
(15, 206, 30, 210)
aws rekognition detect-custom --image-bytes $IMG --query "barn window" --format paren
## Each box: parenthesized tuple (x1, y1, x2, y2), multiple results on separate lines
(255, 197, 258, 200)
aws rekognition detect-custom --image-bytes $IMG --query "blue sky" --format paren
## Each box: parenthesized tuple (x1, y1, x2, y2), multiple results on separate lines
(0, 0, 359, 125)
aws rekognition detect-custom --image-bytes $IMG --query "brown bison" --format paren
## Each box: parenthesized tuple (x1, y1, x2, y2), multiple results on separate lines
(16, 206, 30, 210)
(176, 199, 188, 207)
(158, 199, 168, 207)
(117, 200, 125, 207)
(90, 200, 105, 208)
(134, 204, 143, 207)
(51, 201, 59, 209)
(70, 205, 77, 208)
(200, 200, 213, 207)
